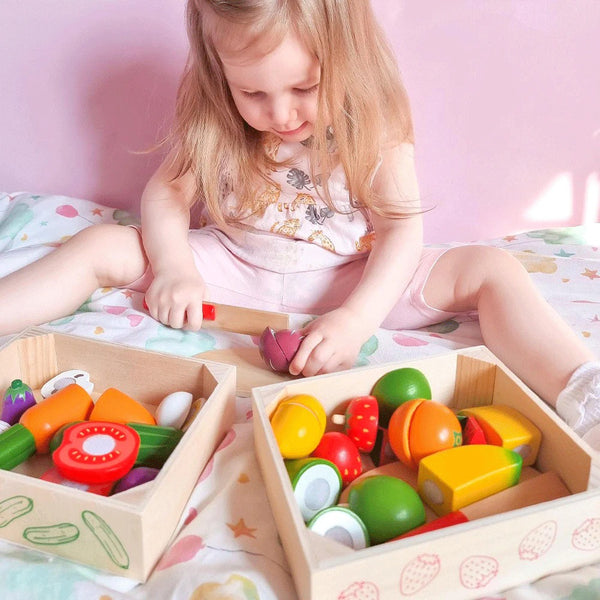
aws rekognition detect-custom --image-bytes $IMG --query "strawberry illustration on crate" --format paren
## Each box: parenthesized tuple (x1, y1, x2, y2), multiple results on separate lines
(459, 555, 499, 589)
(338, 580, 379, 600)
(519, 520, 557, 560)
(399, 553, 441, 596)
(572, 517, 600, 551)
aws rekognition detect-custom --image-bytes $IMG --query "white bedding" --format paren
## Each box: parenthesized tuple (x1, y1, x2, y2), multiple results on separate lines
(1, 191, 600, 600)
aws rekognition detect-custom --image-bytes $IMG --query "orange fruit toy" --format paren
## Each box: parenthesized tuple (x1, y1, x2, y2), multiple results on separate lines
(388, 399, 462, 469)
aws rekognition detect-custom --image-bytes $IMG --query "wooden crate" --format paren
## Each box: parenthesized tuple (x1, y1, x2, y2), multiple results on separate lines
(0, 329, 236, 581)
(253, 346, 600, 600)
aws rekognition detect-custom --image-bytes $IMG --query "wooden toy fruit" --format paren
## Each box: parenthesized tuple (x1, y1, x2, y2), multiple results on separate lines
(388, 399, 462, 469)
(371, 367, 432, 427)
(347, 475, 426, 544)
(259, 327, 303, 373)
(333, 396, 379, 452)
(311, 431, 362, 486)
(417, 444, 523, 516)
(307, 506, 370, 549)
(270, 394, 326, 458)
(459, 404, 541, 466)
(286, 457, 342, 522)
(53, 421, 140, 484)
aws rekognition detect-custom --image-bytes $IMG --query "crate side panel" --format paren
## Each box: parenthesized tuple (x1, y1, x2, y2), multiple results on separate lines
(139, 363, 236, 575)
(0, 470, 144, 579)
(253, 400, 314, 600)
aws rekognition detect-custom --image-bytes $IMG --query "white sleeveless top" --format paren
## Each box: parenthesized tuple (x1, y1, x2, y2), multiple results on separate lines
(199, 139, 375, 274)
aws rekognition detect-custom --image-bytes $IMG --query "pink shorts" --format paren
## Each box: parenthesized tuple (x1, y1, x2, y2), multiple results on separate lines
(129, 229, 461, 330)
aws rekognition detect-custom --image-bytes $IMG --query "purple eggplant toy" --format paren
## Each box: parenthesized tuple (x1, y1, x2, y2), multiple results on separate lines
(1, 379, 36, 426)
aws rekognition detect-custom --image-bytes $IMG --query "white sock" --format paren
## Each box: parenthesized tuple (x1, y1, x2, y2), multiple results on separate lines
(555, 362, 600, 437)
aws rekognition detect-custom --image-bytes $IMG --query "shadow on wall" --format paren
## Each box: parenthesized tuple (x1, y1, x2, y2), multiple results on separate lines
(78, 55, 181, 212)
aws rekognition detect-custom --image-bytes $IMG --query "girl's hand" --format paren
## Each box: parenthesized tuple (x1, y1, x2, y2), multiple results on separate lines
(289, 307, 373, 377)
(144, 267, 206, 331)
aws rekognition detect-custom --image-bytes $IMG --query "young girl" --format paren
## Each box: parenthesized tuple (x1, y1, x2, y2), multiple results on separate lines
(1, 0, 599, 444)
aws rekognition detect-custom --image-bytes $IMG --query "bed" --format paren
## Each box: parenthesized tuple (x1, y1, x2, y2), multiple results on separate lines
(0, 190, 599, 600)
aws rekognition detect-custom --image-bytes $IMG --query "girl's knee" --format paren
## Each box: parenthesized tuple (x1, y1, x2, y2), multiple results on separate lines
(70, 224, 147, 287)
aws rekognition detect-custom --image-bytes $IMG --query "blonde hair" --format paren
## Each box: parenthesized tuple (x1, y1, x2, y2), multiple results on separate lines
(169, 0, 415, 225)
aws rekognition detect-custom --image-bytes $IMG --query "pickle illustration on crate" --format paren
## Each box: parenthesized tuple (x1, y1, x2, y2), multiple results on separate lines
(23, 522, 80, 545)
(0, 495, 33, 527)
(82, 509, 130, 569)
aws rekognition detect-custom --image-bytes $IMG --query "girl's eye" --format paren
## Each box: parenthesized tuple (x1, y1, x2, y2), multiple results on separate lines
(295, 84, 319, 95)
(241, 91, 264, 99)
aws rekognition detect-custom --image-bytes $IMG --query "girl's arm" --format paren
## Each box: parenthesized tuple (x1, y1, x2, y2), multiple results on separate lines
(289, 143, 424, 376)
(140, 157, 207, 330)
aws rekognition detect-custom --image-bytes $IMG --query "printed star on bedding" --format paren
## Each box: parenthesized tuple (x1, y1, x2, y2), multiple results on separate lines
(582, 268, 600, 280)
(92, 208, 104, 216)
(227, 518, 257, 538)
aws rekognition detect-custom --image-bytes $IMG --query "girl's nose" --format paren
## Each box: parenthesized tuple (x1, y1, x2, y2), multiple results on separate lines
(270, 97, 297, 127)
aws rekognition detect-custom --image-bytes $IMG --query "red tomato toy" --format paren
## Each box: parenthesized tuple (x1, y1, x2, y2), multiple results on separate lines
(388, 399, 462, 470)
(311, 431, 362, 486)
(53, 421, 140, 484)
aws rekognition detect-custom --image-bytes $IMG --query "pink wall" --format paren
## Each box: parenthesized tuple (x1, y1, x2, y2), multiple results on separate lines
(1, 1, 598, 243)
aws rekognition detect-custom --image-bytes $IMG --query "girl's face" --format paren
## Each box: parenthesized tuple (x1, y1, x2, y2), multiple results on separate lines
(218, 32, 321, 142)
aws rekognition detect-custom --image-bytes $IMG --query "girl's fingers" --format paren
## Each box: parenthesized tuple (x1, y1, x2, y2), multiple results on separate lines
(289, 332, 323, 376)
(184, 303, 204, 331)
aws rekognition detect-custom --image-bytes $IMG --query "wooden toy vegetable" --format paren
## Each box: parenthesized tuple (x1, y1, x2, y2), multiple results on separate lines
(53, 421, 140, 484)
(155, 391, 193, 429)
(40, 370, 94, 398)
(270, 394, 326, 458)
(332, 396, 379, 452)
(417, 444, 523, 516)
(388, 399, 462, 469)
(285, 457, 342, 522)
(259, 327, 303, 373)
(1, 379, 36, 426)
(19, 383, 94, 453)
(40, 466, 114, 496)
(112, 466, 160, 494)
(370, 367, 432, 427)
(307, 506, 370, 549)
(128, 423, 184, 468)
(311, 431, 362, 486)
(459, 404, 541, 465)
(0, 424, 36, 470)
(90, 388, 156, 426)
(347, 475, 426, 544)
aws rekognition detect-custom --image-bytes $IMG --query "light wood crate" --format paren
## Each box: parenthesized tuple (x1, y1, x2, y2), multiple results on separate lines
(253, 346, 600, 600)
(0, 329, 236, 581)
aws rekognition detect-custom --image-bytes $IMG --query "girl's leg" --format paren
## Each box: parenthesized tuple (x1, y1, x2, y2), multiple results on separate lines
(423, 245, 595, 407)
(0, 224, 148, 336)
